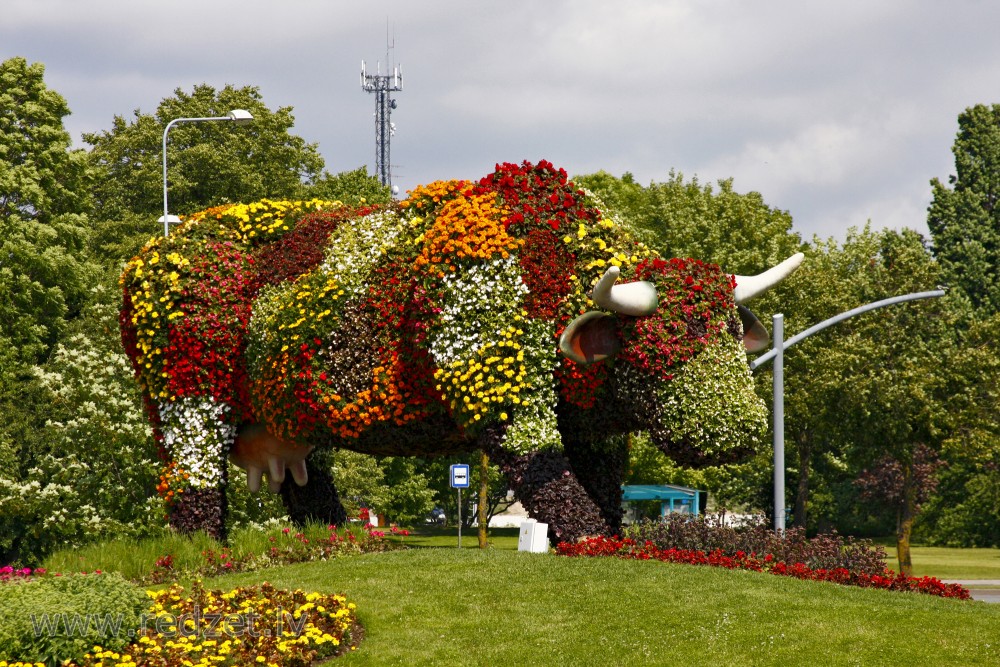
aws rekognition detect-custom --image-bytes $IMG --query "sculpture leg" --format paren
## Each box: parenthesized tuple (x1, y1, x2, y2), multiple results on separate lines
(564, 436, 629, 536)
(482, 427, 607, 543)
(171, 470, 229, 541)
(159, 397, 236, 540)
(279, 451, 349, 528)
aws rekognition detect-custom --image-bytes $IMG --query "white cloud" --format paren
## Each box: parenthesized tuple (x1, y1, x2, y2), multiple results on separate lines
(4, 0, 1000, 242)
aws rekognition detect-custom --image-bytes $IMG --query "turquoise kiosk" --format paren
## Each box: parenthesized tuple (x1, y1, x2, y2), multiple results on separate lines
(621, 484, 704, 521)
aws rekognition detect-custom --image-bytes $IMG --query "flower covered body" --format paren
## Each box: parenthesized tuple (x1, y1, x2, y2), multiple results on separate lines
(120, 161, 768, 533)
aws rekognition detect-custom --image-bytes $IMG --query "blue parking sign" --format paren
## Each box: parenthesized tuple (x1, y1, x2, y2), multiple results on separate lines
(450, 464, 470, 488)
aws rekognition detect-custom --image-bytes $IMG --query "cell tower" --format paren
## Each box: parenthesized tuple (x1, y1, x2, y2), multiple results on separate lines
(360, 51, 402, 189)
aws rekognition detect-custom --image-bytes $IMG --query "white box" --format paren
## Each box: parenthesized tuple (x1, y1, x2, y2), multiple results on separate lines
(517, 519, 550, 553)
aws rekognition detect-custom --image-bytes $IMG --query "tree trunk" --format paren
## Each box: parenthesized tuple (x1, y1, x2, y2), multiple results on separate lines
(896, 461, 916, 576)
(793, 430, 811, 529)
(478, 450, 489, 549)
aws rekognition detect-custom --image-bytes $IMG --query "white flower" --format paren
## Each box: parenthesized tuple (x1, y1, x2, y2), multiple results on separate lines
(159, 396, 236, 489)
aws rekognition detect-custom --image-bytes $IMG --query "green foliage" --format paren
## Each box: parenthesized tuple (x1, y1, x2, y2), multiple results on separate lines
(0, 57, 92, 221)
(928, 103, 1000, 314)
(0, 214, 97, 363)
(84, 83, 326, 219)
(328, 450, 443, 526)
(331, 449, 389, 518)
(574, 170, 803, 274)
(918, 314, 1000, 546)
(0, 573, 148, 664)
(305, 166, 394, 206)
(86, 211, 162, 271)
(379, 457, 438, 526)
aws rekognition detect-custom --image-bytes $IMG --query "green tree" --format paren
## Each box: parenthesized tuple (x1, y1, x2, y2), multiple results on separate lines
(0, 288, 162, 564)
(0, 215, 96, 363)
(574, 170, 803, 274)
(0, 57, 92, 221)
(928, 103, 1000, 314)
(0, 57, 98, 364)
(84, 83, 326, 220)
(916, 312, 1000, 547)
(305, 167, 393, 207)
(771, 228, 965, 572)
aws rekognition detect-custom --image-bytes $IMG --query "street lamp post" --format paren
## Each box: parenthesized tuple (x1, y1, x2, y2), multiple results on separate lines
(750, 290, 946, 533)
(160, 109, 254, 236)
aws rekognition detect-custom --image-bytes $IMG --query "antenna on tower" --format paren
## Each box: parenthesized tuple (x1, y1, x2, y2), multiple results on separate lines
(361, 26, 402, 191)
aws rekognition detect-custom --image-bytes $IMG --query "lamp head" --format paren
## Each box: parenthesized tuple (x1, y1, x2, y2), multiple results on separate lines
(227, 109, 254, 124)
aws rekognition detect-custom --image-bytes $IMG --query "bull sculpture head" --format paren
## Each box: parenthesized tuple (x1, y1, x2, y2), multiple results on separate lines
(560, 253, 804, 364)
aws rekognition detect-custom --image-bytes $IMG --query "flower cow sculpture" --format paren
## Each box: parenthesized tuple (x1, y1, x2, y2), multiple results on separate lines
(121, 160, 802, 541)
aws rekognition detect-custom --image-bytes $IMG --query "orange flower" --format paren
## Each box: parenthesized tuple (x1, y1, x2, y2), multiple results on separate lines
(413, 192, 521, 275)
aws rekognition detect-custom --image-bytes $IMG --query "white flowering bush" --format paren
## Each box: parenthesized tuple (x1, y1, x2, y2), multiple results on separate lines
(0, 291, 163, 563)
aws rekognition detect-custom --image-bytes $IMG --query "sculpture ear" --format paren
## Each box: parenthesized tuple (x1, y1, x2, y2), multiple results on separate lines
(738, 305, 770, 353)
(559, 311, 620, 364)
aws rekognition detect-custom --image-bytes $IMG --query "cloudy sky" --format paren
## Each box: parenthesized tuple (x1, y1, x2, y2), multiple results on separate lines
(5, 1, 1000, 240)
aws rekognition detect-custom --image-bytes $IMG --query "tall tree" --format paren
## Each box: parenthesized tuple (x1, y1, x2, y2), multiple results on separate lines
(928, 103, 1000, 314)
(0, 57, 92, 221)
(84, 83, 326, 220)
(0, 57, 97, 364)
(799, 230, 958, 573)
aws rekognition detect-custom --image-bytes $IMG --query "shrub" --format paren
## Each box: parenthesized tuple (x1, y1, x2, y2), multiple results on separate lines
(623, 513, 887, 576)
(0, 572, 148, 665)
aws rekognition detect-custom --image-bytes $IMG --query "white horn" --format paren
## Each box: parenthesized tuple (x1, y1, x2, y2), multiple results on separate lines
(732, 253, 804, 304)
(592, 265, 658, 316)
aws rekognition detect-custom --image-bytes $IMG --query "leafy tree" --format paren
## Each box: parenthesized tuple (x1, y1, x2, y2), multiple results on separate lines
(84, 83, 326, 220)
(0, 215, 96, 363)
(928, 103, 1000, 314)
(0, 57, 98, 364)
(0, 57, 92, 221)
(574, 170, 803, 274)
(855, 444, 943, 573)
(779, 229, 968, 572)
(0, 288, 162, 564)
(330, 449, 389, 519)
(917, 312, 1000, 547)
(379, 457, 438, 526)
(305, 167, 393, 207)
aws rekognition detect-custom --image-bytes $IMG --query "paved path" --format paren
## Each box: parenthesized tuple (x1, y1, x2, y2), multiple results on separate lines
(942, 580, 1000, 603)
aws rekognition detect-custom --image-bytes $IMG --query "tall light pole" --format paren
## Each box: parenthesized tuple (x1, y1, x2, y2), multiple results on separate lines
(749, 290, 946, 533)
(160, 109, 254, 236)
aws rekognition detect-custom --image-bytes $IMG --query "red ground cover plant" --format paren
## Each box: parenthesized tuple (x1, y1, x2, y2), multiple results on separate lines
(556, 535, 971, 600)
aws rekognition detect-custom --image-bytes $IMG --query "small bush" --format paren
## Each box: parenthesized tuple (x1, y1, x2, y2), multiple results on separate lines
(0, 572, 148, 665)
(623, 513, 887, 576)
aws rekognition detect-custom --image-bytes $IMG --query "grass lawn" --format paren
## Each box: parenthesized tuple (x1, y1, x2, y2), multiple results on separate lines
(389, 526, 520, 550)
(200, 548, 1000, 666)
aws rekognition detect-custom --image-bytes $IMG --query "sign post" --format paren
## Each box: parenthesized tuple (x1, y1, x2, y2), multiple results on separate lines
(450, 464, 470, 548)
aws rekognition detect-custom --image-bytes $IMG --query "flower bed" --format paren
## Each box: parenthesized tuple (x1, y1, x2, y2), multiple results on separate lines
(625, 514, 887, 575)
(0, 581, 361, 667)
(556, 535, 971, 600)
